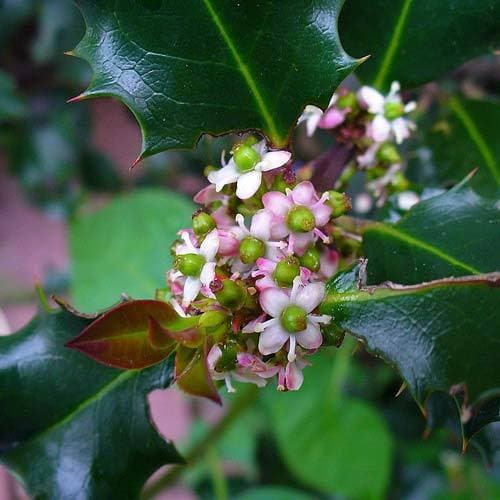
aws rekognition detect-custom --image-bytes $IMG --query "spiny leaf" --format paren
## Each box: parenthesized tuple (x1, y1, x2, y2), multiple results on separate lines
(321, 263, 500, 443)
(66, 299, 199, 369)
(72, 0, 358, 158)
(0, 305, 184, 500)
(363, 183, 500, 285)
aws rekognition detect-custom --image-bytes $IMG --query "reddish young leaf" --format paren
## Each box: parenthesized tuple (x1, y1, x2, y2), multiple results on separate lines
(175, 342, 221, 405)
(66, 299, 199, 369)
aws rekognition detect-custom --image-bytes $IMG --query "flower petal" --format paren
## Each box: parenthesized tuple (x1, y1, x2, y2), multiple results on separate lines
(199, 229, 219, 260)
(250, 209, 273, 241)
(371, 114, 391, 143)
(200, 261, 216, 287)
(311, 202, 332, 227)
(258, 323, 289, 355)
(259, 151, 291, 172)
(182, 277, 202, 305)
(259, 287, 290, 317)
(208, 161, 239, 191)
(294, 282, 325, 312)
(207, 345, 222, 370)
(296, 322, 323, 350)
(358, 86, 385, 113)
(291, 181, 316, 206)
(289, 232, 314, 256)
(285, 361, 304, 391)
(262, 191, 293, 217)
(318, 107, 345, 129)
(392, 117, 412, 144)
(236, 170, 262, 199)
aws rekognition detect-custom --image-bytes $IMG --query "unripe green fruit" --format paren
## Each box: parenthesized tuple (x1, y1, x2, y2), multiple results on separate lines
(192, 211, 216, 236)
(337, 92, 357, 110)
(286, 206, 316, 233)
(215, 279, 246, 310)
(281, 305, 307, 333)
(376, 143, 401, 165)
(175, 253, 205, 277)
(239, 236, 265, 264)
(233, 144, 260, 173)
(215, 342, 239, 372)
(300, 246, 321, 272)
(327, 191, 351, 218)
(242, 135, 258, 147)
(273, 257, 300, 287)
(198, 310, 229, 342)
(384, 101, 405, 120)
(391, 172, 410, 192)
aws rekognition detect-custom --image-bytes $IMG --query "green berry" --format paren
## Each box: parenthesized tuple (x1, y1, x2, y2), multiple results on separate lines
(273, 257, 300, 287)
(391, 172, 410, 192)
(376, 143, 401, 165)
(286, 206, 316, 233)
(281, 305, 307, 333)
(327, 191, 351, 218)
(300, 246, 321, 272)
(215, 279, 246, 310)
(384, 101, 405, 120)
(175, 253, 205, 277)
(239, 236, 265, 264)
(192, 211, 216, 236)
(233, 144, 260, 173)
(198, 310, 229, 341)
(337, 92, 357, 110)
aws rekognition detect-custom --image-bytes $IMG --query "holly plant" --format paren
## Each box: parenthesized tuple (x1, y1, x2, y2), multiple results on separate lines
(1, 1, 500, 499)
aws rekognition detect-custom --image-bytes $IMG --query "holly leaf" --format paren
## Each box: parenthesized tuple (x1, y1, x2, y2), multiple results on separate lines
(340, 0, 500, 90)
(408, 97, 500, 197)
(66, 299, 200, 369)
(0, 304, 184, 499)
(320, 263, 500, 443)
(72, 0, 358, 158)
(363, 183, 500, 285)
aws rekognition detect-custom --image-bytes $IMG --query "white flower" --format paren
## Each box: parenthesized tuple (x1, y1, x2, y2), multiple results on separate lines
(297, 94, 345, 137)
(207, 141, 291, 200)
(358, 81, 416, 144)
(257, 277, 331, 362)
(174, 229, 219, 307)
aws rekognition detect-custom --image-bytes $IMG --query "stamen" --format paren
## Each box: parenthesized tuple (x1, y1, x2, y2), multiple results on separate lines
(225, 375, 236, 393)
(290, 276, 302, 303)
(287, 335, 297, 362)
(314, 227, 330, 244)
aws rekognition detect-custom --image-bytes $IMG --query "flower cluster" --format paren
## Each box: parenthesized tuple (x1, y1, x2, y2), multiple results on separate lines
(167, 138, 349, 392)
(299, 81, 418, 208)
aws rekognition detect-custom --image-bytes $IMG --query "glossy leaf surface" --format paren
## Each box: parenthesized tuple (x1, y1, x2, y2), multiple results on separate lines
(408, 97, 500, 197)
(363, 185, 500, 285)
(74, 0, 357, 157)
(66, 299, 199, 369)
(321, 264, 500, 439)
(0, 306, 183, 499)
(340, 0, 500, 90)
(70, 189, 193, 312)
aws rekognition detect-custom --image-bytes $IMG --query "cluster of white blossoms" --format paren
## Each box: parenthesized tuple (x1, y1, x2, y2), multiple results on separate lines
(299, 81, 418, 208)
(167, 138, 349, 392)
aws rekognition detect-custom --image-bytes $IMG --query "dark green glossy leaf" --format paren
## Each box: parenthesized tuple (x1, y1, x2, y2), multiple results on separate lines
(70, 189, 194, 312)
(321, 263, 500, 441)
(0, 305, 184, 500)
(363, 185, 500, 285)
(263, 351, 393, 498)
(73, 0, 358, 158)
(408, 97, 500, 197)
(340, 0, 500, 90)
(66, 299, 199, 369)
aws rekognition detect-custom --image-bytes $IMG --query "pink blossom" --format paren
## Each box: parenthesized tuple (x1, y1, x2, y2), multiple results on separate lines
(262, 181, 332, 255)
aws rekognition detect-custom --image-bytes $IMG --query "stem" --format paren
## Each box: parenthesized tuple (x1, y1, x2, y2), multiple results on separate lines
(206, 447, 229, 500)
(328, 336, 356, 405)
(141, 385, 258, 499)
(310, 142, 355, 191)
